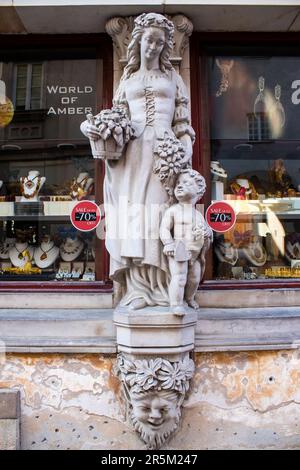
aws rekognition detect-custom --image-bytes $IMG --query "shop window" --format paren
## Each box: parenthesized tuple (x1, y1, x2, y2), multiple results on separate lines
(14, 63, 43, 110)
(209, 55, 300, 282)
(0, 43, 107, 284)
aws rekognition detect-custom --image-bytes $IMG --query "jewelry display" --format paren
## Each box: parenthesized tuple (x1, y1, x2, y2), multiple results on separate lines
(82, 262, 95, 281)
(254, 76, 266, 118)
(9, 242, 34, 268)
(60, 236, 84, 262)
(243, 236, 267, 267)
(270, 84, 285, 128)
(230, 178, 258, 200)
(265, 267, 300, 279)
(233, 229, 253, 248)
(215, 59, 234, 97)
(210, 161, 227, 181)
(285, 233, 300, 263)
(20, 170, 46, 202)
(55, 262, 72, 280)
(0, 238, 16, 260)
(214, 241, 238, 266)
(0, 180, 6, 196)
(70, 172, 94, 201)
(71, 262, 84, 279)
(33, 235, 59, 269)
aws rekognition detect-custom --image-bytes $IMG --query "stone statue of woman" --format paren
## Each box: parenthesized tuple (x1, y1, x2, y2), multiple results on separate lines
(81, 13, 196, 310)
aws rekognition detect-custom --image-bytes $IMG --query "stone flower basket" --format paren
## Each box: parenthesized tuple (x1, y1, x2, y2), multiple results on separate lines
(87, 107, 134, 160)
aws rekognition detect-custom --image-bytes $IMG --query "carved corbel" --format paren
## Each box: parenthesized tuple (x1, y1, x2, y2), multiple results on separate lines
(105, 16, 135, 67)
(170, 14, 193, 68)
(115, 353, 195, 450)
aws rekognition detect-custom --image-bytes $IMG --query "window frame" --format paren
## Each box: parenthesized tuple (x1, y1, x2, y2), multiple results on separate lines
(13, 62, 44, 111)
(190, 31, 300, 290)
(0, 33, 113, 293)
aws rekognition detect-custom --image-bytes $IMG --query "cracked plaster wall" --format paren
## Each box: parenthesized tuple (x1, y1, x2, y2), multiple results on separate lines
(0, 351, 300, 449)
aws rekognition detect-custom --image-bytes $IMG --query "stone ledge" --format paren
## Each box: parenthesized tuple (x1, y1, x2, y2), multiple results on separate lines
(1, 307, 300, 353)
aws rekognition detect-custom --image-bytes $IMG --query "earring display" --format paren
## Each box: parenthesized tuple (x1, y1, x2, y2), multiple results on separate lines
(253, 76, 266, 118)
(271, 84, 285, 128)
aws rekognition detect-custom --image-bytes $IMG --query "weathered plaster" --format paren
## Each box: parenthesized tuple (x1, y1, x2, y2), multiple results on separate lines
(0, 351, 300, 449)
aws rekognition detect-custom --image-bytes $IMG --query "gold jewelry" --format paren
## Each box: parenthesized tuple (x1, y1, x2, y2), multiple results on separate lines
(15, 244, 29, 260)
(39, 242, 55, 261)
(70, 176, 90, 200)
(21, 175, 41, 199)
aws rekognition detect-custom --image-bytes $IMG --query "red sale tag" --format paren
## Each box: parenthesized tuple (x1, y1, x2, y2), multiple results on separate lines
(205, 201, 236, 233)
(70, 201, 101, 232)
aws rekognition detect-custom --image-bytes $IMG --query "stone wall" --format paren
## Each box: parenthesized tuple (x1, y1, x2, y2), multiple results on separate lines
(0, 351, 299, 449)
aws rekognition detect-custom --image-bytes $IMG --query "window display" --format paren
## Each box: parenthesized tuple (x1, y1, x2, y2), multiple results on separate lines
(0, 45, 105, 282)
(209, 55, 300, 281)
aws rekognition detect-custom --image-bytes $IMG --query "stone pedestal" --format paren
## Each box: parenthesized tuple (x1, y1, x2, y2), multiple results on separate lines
(114, 306, 197, 358)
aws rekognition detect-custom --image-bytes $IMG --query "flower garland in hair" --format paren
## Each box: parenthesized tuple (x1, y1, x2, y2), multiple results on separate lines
(134, 13, 174, 38)
(116, 353, 195, 395)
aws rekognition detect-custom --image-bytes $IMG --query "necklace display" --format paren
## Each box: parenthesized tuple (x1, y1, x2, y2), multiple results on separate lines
(20, 171, 46, 202)
(9, 243, 34, 268)
(40, 242, 55, 260)
(215, 241, 238, 266)
(0, 238, 16, 259)
(70, 173, 94, 201)
(243, 238, 267, 267)
(34, 237, 59, 268)
(60, 237, 84, 262)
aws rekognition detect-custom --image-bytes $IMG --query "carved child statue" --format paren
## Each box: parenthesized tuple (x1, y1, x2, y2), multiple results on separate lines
(160, 169, 213, 316)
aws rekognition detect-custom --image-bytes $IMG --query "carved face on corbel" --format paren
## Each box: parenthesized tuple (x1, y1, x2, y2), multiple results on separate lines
(130, 389, 183, 450)
(115, 353, 195, 449)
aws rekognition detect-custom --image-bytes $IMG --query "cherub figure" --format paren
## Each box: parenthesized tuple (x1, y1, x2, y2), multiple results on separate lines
(160, 169, 212, 315)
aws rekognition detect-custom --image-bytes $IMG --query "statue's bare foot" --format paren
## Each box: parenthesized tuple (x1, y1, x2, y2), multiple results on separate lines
(186, 299, 199, 309)
(129, 298, 147, 310)
(171, 305, 186, 317)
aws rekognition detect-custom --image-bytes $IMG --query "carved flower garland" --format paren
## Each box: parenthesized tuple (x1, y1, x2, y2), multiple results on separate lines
(153, 134, 188, 198)
(116, 354, 195, 394)
(94, 106, 134, 148)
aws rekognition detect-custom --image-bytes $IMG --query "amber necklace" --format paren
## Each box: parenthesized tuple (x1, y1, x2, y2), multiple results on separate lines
(70, 176, 89, 198)
(22, 175, 41, 199)
(39, 242, 55, 261)
(15, 243, 29, 260)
